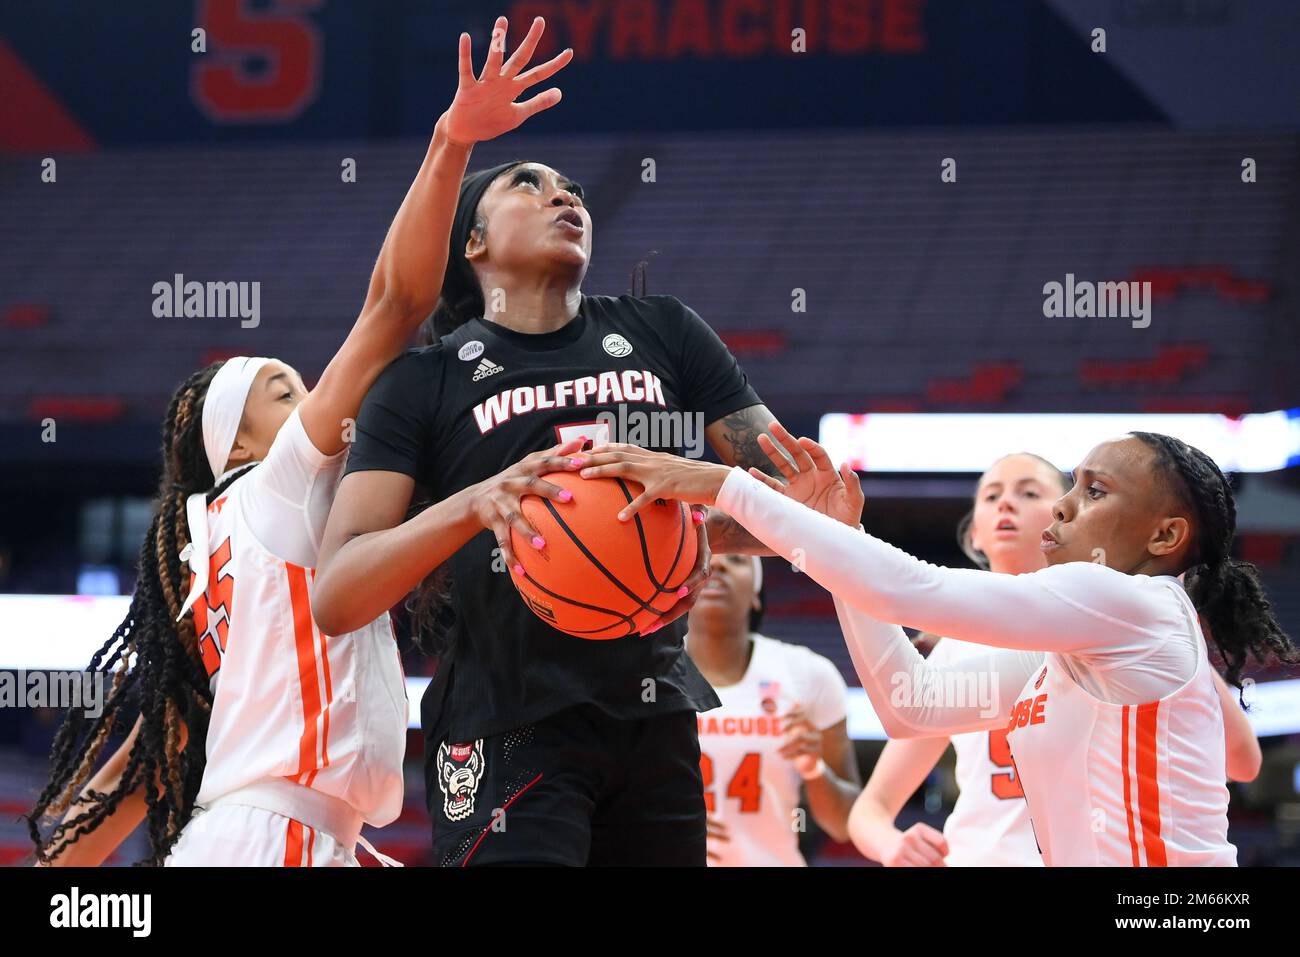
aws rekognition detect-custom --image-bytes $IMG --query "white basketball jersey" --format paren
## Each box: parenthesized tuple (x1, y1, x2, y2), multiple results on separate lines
(926, 637, 1044, 866)
(692, 633, 848, 867)
(1006, 585, 1235, 866)
(189, 408, 408, 827)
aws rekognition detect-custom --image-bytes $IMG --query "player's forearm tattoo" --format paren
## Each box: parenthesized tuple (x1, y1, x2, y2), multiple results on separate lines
(708, 508, 772, 555)
(709, 406, 783, 555)
(717, 407, 783, 478)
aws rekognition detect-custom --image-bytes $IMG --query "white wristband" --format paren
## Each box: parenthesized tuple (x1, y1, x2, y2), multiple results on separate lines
(798, 758, 828, 781)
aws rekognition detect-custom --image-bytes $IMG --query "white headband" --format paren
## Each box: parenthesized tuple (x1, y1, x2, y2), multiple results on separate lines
(752, 555, 763, 593)
(176, 356, 271, 622)
(201, 356, 272, 481)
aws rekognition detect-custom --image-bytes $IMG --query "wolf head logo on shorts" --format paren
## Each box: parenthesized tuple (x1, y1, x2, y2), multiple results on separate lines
(437, 739, 486, 822)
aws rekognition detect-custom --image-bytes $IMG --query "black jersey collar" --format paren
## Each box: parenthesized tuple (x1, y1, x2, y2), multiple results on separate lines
(470, 296, 589, 353)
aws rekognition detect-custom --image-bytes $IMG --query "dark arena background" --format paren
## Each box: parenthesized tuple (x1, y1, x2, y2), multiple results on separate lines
(1, 0, 1299, 879)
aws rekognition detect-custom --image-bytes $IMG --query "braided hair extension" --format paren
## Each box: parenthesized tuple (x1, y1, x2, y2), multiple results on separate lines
(1130, 432, 1298, 690)
(26, 363, 256, 865)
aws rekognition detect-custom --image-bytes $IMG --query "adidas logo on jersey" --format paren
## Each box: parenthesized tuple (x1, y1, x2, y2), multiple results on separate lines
(472, 358, 504, 382)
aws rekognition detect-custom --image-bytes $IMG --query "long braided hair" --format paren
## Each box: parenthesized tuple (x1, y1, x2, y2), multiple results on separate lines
(27, 362, 253, 865)
(1131, 432, 1298, 689)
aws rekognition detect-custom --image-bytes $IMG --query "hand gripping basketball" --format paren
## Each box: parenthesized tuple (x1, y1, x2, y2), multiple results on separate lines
(468, 438, 589, 576)
(506, 468, 701, 639)
(576, 443, 730, 635)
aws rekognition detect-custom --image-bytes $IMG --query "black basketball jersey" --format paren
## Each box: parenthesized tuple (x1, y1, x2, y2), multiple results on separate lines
(344, 293, 763, 743)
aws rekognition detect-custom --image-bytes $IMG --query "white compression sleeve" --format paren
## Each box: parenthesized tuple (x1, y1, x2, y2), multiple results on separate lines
(715, 467, 1174, 659)
(832, 594, 1042, 737)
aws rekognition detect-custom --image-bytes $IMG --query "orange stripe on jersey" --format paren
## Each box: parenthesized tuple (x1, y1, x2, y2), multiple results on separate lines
(309, 618, 334, 785)
(286, 563, 323, 777)
(306, 825, 315, 867)
(1135, 701, 1167, 867)
(1121, 705, 1140, 866)
(299, 569, 334, 788)
(284, 818, 304, 867)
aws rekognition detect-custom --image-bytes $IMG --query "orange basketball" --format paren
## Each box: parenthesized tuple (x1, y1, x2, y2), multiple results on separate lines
(509, 471, 698, 639)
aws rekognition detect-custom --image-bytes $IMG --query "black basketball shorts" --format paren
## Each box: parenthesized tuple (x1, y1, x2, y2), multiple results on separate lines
(428, 703, 706, 866)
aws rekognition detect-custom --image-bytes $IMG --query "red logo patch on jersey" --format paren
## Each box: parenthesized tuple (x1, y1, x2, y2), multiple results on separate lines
(759, 680, 780, 714)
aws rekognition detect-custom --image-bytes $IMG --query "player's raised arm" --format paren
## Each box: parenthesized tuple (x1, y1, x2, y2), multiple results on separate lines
(298, 15, 573, 456)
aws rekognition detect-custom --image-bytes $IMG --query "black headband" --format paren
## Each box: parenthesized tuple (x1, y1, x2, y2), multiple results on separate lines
(441, 160, 528, 314)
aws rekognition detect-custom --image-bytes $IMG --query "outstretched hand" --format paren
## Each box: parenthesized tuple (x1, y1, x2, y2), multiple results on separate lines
(748, 422, 864, 527)
(443, 16, 573, 147)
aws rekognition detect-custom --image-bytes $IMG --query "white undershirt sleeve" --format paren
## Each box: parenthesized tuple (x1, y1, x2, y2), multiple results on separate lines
(717, 467, 1171, 657)
(240, 406, 349, 568)
(832, 594, 1041, 737)
(715, 467, 1198, 706)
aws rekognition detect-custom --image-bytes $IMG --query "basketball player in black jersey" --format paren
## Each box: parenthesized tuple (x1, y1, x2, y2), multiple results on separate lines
(314, 16, 781, 866)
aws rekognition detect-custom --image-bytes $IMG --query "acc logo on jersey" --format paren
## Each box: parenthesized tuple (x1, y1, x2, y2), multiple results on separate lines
(436, 739, 486, 822)
(1035, 666, 1048, 690)
(458, 340, 485, 361)
(758, 680, 780, 714)
(602, 333, 633, 357)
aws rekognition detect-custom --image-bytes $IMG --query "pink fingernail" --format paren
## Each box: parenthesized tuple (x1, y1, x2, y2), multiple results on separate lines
(558, 489, 573, 503)
(531, 536, 546, 549)
(677, 585, 690, 597)
(513, 564, 525, 576)
(692, 509, 706, 525)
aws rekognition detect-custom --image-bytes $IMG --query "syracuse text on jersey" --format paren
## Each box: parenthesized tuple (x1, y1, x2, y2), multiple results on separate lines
(697, 714, 786, 737)
(1007, 666, 1050, 732)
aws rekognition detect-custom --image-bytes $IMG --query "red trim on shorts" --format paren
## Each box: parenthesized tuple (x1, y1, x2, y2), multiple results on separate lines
(461, 773, 544, 867)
